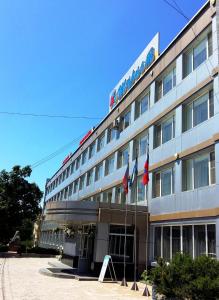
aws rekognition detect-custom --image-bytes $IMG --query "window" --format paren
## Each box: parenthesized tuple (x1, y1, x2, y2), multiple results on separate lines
(97, 134, 105, 152)
(183, 32, 212, 78)
(107, 125, 116, 143)
(135, 92, 149, 119)
(133, 132, 148, 159)
(154, 224, 216, 260)
(102, 189, 112, 203)
(182, 151, 215, 191)
(117, 145, 129, 169)
(115, 185, 126, 204)
(93, 194, 101, 202)
(156, 67, 176, 101)
(89, 142, 95, 159)
(154, 115, 175, 148)
(183, 90, 214, 132)
(79, 175, 85, 191)
(131, 175, 146, 203)
(73, 180, 79, 193)
(70, 161, 75, 174)
(82, 149, 88, 165)
(95, 163, 103, 181)
(66, 166, 70, 178)
(153, 166, 174, 197)
(105, 154, 115, 176)
(108, 225, 134, 262)
(68, 183, 73, 197)
(75, 156, 81, 170)
(120, 110, 131, 132)
(86, 169, 94, 186)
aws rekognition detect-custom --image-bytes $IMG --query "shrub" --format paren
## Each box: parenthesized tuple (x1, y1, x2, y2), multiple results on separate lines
(147, 253, 219, 300)
(0, 244, 9, 252)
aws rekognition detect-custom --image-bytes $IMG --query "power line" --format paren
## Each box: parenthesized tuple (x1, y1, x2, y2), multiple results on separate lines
(31, 129, 90, 169)
(0, 111, 103, 120)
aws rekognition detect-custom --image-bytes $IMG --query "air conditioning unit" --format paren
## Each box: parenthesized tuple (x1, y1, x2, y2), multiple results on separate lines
(113, 118, 120, 128)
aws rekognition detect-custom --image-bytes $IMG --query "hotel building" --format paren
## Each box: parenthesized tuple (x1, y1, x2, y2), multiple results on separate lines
(40, 0, 219, 275)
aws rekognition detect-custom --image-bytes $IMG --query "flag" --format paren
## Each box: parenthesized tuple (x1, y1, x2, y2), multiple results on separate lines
(122, 164, 129, 194)
(129, 157, 138, 188)
(142, 148, 149, 186)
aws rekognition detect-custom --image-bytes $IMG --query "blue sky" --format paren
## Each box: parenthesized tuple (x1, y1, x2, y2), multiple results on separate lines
(0, 0, 206, 194)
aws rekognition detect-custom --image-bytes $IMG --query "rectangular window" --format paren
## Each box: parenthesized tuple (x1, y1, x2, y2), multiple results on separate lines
(207, 224, 216, 257)
(153, 166, 174, 198)
(105, 154, 115, 176)
(117, 145, 129, 169)
(183, 226, 193, 257)
(93, 194, 101, 202)
(107, 125, 116, 143)
(82, 149, 88, 165)
(75, 156, 81, 170)
(68, 183, 73, 197)
(131, 176, 146, 203)
(133, 132, 148, 159)
(120, 110, 131, 132)
(135, 92, 149, 119)
(97, 134, 105, 152)
(172, 226, 181, 257)
(194, 225, 206, 257)
(79, 175, 85, 191)
(95, 163, 103, 181)
(70, 162, 75, 174)
(156, 67, 176, 101)
(183, 31, 212, 78)
(102, 189, 112, 203)
(154, 115, 175, 148)
(73, 180, 79, 194)
(182, 151, 215, 191)
(115, 185, 126, 204)
(86, 169, 94, 186)
(163, 227, 171, 261)
(89, 142, 95, 159)
(183, 90, 214, 132)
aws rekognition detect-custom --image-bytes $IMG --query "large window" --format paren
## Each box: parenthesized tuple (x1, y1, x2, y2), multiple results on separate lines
(133, 132, 148, 159)
(89, 142, 95, 159)
(117, 145, 129, 169)
(105, 154, 115, 176)
(120, 110, 131, 132)
(182, 151, 215, 191)
(115, 185, 126, 204)
(70, 161, 75, 175)
(135, 92, 150, 119)
(156, 67, 176, 101)
(82, 149, 88, 165)
(95, 163, 103, 181)
(154, 114, 175, 148)
(86, 169, 94, 186)
(153, 166, 175, 197)
(79, 175, 85, 191)
(183, 32, 212, 78)
(154, 224, 216, 260)
(102, 189, 112, 203)
(75, 156, 81, 170)
(73, 180, 79, 194)
(97, 134, 105, 152)
(107, 125, 116, 143)
(183, 90, 214, 132)
(108, 225, 134, 262)
(131, 175, 146, 203)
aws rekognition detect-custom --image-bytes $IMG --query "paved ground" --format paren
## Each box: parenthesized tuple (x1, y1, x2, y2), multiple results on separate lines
(0, 257, 152, 300)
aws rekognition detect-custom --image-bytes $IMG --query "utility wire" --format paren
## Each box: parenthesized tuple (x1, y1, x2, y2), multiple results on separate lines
(31, 128, 95, 169)
(0, 111, 103, 120)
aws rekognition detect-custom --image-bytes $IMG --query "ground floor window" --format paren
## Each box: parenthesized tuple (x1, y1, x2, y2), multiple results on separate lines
(108, 225, 134, 263)
(153, 223, 216, 261)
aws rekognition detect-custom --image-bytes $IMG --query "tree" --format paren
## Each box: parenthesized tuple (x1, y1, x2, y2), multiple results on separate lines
(0, 165, 43, 243)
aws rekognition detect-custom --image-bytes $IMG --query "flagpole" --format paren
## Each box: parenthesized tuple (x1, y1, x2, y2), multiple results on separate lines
(131, 151, 139, 291)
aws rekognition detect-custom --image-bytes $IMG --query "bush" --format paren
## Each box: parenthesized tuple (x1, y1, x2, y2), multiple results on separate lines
(147, 253, 219, 300)
(0, 244, 9, 252)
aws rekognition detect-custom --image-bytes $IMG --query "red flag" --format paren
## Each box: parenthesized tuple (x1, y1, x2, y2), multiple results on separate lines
(123, 164, 129, 194)
(142, 152, 149, 185)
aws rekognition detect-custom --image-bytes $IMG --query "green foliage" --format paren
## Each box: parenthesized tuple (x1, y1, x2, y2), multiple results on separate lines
(0, 165, 43, 243)
(147, 253, 219, 300)
(0, 244, 9, 252)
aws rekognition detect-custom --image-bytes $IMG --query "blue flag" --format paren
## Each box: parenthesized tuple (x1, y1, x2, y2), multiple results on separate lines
(129, 157, 138, 188)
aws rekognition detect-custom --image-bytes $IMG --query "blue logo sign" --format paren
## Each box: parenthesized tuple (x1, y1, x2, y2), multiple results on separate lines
(110, 47, 155, 109)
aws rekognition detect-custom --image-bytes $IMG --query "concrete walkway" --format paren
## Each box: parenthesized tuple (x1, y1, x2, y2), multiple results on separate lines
(0, 257, 152, 300)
